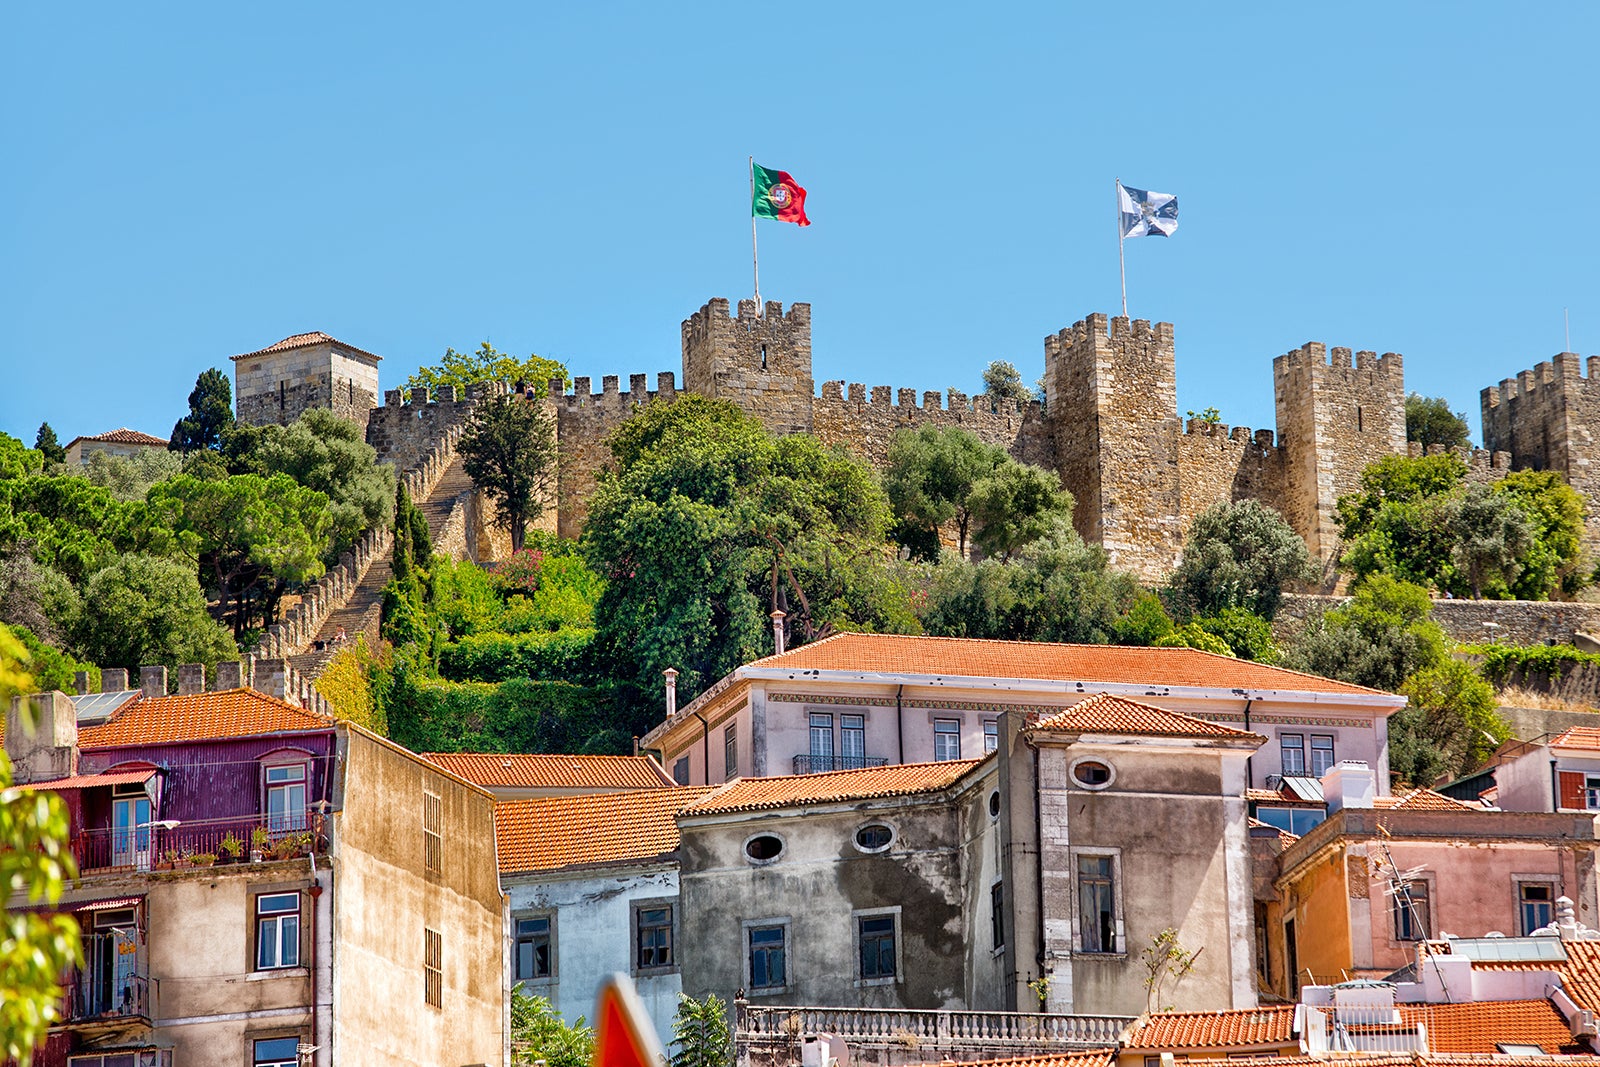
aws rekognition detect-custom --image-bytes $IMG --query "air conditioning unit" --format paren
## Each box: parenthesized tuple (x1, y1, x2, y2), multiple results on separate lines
(1571, 1010, 1597, 1039)
(1265, 775, 1284, 790)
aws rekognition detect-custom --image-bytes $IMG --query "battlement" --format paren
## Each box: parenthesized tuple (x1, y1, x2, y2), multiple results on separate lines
(682, 297, 812, 338)
(1043, 314, 1175, 359)
(1273, 341, 1403, 378)
(816, 380, 1039, 417)
(1481, 353, 1600, 409)
(1182, 420, 1279, 451)
(555, 371, 678, 410)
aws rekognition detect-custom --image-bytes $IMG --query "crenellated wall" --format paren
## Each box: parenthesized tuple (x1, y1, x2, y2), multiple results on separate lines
(683, 298, 813, 436)
(811, 383, 1052, 469)
(1482, 353, 1600, 546)
(1176, 421, 1290, 540)
(550, 371, 678, 538)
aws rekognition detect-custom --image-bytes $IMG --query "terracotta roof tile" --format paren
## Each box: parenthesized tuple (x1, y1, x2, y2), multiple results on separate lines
(1028, 692, 1263, 741)
(73, 428, 169, 447)
(495, 787, 712, 873)
(1476, 940, 1600, 1016)
(683, 760, 982, 817)
(747, 632, 1391, 696)
(1551, 727, 1600, 751)
(1397, 999, 1587, 1054)
(1125, 1005, 1297, 1049)
(231, 331, 383, 363)
(1224, 1057, 1592, 1067)
(1375, 788, 1479, 811)
(18, 769, 157, 792)
(421, 753, 673, 791)
(904, 1051, 1115, 1067)
(78, 688, 333, 748)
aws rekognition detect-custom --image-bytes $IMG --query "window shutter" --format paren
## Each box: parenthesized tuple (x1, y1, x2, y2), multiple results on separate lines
(1559, 770, 1586, 810)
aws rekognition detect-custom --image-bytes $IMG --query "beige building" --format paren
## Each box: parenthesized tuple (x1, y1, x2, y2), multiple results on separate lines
(62, 428, 169, 466)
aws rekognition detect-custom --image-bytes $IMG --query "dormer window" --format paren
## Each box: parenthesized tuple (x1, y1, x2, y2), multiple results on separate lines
(265, 763, 308, 832)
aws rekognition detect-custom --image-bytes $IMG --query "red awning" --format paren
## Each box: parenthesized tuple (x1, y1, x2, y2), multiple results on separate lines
(17, 769, 157, 792)
(70, 896, 144, 912)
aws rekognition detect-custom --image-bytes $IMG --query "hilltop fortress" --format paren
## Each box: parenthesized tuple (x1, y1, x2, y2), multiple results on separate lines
(231, 297, 1594, 583)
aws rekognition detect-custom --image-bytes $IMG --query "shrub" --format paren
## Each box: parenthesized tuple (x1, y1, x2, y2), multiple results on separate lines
(438, 629, 597, 683)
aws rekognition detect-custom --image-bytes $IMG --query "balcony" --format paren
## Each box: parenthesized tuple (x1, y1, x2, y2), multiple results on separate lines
(738, 1003, 1133, 1051)
(71, 811, 323, 873)
(62, 935, 151, 1042)
(792, 755, 890, 774)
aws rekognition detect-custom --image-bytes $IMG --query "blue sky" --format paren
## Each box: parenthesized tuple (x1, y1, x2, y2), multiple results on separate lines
(3, 3, 1595, 448)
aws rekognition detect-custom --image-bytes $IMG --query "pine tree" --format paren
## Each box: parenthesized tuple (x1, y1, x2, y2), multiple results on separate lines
(33, 423, 65, 465)
(169, 368, 235, 454)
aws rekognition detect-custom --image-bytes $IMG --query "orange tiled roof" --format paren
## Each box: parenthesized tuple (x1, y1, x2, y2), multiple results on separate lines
(683, 760, 982, 816)
(495, 786, 712, 873)
(1397, 999, 1587, 1054)
(1125, 1005, 1296, 1049)
(18, 769, 157, 792)
(747, 632, 1391, 696)
(1223, 1057, 1591, 1067)
(73, 428, 169, 447)
(1028, 692, 1262, 740)
(78, 688, 333, 748)
(904, 1052, 1114, 1067)
(1551, 727, 1600, 751)
(232, 331, 383, 363)
(421, 752, 674, 790)
(1474, 940, 1600, 1017)
(1375, 788, 1479, 811)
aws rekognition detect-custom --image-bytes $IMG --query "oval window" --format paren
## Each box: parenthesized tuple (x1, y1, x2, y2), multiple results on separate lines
(855, 824, 893, 851)
(989, 791, 1001, 818)
(1073, 760, 1113, 787)
(745, 834, 784, 862)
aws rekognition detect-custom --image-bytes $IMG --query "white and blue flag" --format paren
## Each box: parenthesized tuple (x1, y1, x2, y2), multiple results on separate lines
(1118, 183, 1179, 238)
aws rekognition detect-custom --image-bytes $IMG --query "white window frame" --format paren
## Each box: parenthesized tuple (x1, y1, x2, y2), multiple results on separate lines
(251, 1035, 303, 1067)
(1280, 733, 1306, 776)
(1310, 734, 1336, 777)
(983, 719, 999, 753)
(852, 905, 902, 987)
(1068, 846, 1125, 956)
(255, 892, 301, 971)
(1069, 756, 1117, 791)
(933, 718, 961, 761)
(1392, 875, 1434, 943)
(263, 759, 309, 833)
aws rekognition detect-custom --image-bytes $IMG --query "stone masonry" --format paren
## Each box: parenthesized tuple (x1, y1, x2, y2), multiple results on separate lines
(233, 296, 1598, 583)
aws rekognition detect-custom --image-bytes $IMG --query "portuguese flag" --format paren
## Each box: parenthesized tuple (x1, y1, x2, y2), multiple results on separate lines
(752, 163, 810, 226)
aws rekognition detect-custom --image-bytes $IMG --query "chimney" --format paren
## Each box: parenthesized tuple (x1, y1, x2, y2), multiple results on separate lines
(74, 670, 92, 696)
(1323, 760, 1376, 813)
(101, 667, 129, 693)
(5, 691, 79, 783)
(177, 663, 206, 696)
(771, 610, 787, 655)
(664, 668, 679, 719)
(214, 660, 244, 690)
(140, 665, 168, 699)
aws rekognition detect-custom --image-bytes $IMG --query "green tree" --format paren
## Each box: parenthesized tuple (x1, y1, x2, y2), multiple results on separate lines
(1405, 393, 1470, 451)
(79, 447, 183, 501)
(1189, 607, 1280, 662)
(0, 474, 151, 587)
(169, 368, 235, 454)
(884, 426, 1008, 558)
(1154, 621, 1236, 656)
(256, 408, 397, 560)
(1, 623, 83, 1062)
(0, 544, 81, 647)
(459, 394, 557, 552)
(1168, 500, 1313, 620)
(1283, 576, 1447, 692)
(0, 432, 44, 480)
(34, 423, 66, 465)
(511, 988, 596, 1067)
(1112, 591, 1177, 646)
(1142, 927, 1200, 1014)
(1337, 453, 1468, 593)
(980, 360, 1032, 408)
(1392, 660, 1507, 785)
(1495, 470, 1588, 599)
(1448, 483, 1533, 599)
(968, 462, 1074, 562)
(671, 993, 732, 1067)
(407, 342, 571, 398)
(72, 554, 239, 672)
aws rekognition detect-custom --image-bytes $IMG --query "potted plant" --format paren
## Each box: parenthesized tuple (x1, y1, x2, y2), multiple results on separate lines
(158, 848, 181, 871)
(273, 831, 312, 861)
(189, 853, 216, 868)
(218, 831, 243, 864)
(250, 826, 270, 863)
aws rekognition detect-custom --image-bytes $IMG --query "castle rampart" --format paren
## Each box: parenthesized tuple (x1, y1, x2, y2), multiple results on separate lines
(1175, 421, 1289, 540)
(552, 370, 679, 538)
(810, 382, 1053, 470)
(1482, 351, 1600, 545)
(682, 298, 813, 436)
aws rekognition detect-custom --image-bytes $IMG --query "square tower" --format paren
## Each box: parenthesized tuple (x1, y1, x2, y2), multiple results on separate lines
(681, 298, 814, 435)
(232, 331, 382, 431)
(1043, 314, 1183, 580)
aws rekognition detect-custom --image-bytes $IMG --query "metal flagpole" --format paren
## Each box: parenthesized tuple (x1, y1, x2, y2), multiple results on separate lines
(750, 156, 761, 308)
(1116, 179, 1128, 318)
(1566, 307, 1572, 353)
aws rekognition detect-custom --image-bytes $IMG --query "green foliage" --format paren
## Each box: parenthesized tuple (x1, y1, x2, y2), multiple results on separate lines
(406, 341, 571, 399)
(1467, 642, 1600, 685)
(1405, 393, 1470, 451)
(33, 423, 65, 465)
(382, 670, 642, 755)
(0, 474, 149, 586)
(1112, 591, 1176, 645)
(168, 367, 235, 454)
(1495, 470, 1588, 599)
(1392, 660, 1507, 785)
(0, 432, 45, 480)
(511, 988, 595, 1067)
(439, 629, 597, 683)
(980, 361, 1031, 407)
(1142, 927, 1199, 1014)
(313, 635, 387, 733)
(255, 408, 396, 560)
(71, 554, 239, 673)
(1283, 576, 1447, 692)
(1338, 453, 1469, 534)
(1190, 608, 1280, 662)
(1154, 622, 1235, 657)
(1185, 406, 1222, 425)
(0, 623, 83, 1062)
(1449, 483, 1533, 599)
(9, 625, 98, 693)
(884, 425, 1008, 558)
(0, 545, 81, 647)
(1168, 500, 1313, 620)
(459, 393, 557, 551)
(671, 993, 732, 1067)
(78, 446, 183, 501)
(968, 462, 1074, 562)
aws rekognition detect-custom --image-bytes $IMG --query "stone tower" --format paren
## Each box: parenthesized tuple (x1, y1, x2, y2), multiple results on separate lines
(1044, 314, 1183, 580)
(1482, 352, 1600, 548)
(1272, 343, 1405, 562)
(232, 331, 382, 431)
(681, 298, 814, 435)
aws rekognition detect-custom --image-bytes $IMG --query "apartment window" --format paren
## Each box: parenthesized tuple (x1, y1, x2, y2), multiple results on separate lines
(422, 789, 442, 874)
(672, 756, 690, 786)
(841, 715, 865, 765)
(1586, 776, 1600, 810)
(933, 719, 961, 761)
(1520, 882, 1555, 935)
(1310, 735, 1336, 777)
(635, 903, 674, 972)
(983, 719, 999, 753)
(748, 924, 787, 991)
(254, 1037, 301, 1067)
(1280, 734, 1306, 776)
(991, 882, 1005, 950)
(1393, 880, 1432, 942)
(1253, 806, 1326, 836)
(724, 724, 738, 780)
(256, 893, 301, 970)
(424, 927, 443, 1008)
(515, 916, 553, 983)
(1078, 854, 1117, 953)
(858, 914, 897, 981)
(809, 713, 834, 760)
(265, 763, 308, 832)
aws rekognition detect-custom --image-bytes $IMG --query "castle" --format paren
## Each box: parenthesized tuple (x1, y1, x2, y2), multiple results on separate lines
(233, 297, 1586, 582)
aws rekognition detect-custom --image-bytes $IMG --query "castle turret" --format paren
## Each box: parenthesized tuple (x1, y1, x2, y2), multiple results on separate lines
(681, 298, 813, 435)
(232, 331, 382, 431)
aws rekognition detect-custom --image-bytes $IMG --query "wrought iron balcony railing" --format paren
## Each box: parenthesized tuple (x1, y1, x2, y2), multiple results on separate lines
(71, 811, 322, 873)
(792, 755, 890, 774)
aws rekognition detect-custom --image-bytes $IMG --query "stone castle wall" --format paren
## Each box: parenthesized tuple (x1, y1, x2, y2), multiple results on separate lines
(551, 372, 678, 539)
(684, 298, 814, 436)
(810, 384, 1052, 468)
(235, 342, 380, 432)
(1483, 353, 1600, 546)
(1175, 421, 1290, 535)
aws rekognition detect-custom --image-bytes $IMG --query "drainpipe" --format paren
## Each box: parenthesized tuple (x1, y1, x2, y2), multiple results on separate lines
(664, 669, 678, 719)
(1243, 699, 1255, 790)
(1552, 758, 1561, 812)
(771, 611, 787, 655)
(1032, 745, 1048, 1008)
(307, 851, 321, 1066)
(693, 711, 711, 785)
(895, 685, 905, 765)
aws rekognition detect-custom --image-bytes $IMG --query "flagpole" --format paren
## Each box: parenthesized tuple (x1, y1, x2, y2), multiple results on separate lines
(750, 156, 761, 309)
(1116, 179, 1128, 318)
